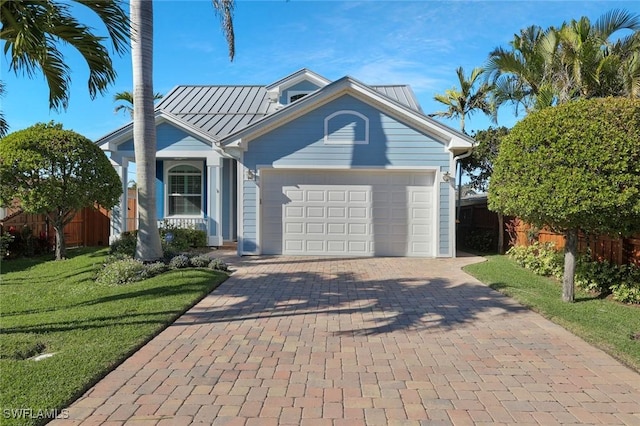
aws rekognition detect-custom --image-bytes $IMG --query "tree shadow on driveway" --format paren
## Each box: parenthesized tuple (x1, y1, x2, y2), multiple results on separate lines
(174, 255, 527, 336)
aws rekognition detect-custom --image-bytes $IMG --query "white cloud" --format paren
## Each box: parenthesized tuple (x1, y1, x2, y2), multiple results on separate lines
(350, 59, 445, 92)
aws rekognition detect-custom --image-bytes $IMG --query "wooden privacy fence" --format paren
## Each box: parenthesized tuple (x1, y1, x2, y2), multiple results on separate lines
(1, 206, 110, 247)
(512, 221, 640, 266)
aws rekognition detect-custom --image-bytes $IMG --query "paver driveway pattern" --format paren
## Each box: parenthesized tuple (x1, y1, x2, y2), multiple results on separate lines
(53, 254, 640, 425)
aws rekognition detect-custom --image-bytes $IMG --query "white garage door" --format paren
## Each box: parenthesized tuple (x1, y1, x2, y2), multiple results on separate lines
(261, 170, 435, 256)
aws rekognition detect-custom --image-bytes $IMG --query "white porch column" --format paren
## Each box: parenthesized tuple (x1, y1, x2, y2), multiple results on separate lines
(207, 156, 223, 246)
(109, 160, 128, 243)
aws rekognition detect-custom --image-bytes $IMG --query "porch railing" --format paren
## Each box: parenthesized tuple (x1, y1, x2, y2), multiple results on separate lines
(158, 218, 208, 233)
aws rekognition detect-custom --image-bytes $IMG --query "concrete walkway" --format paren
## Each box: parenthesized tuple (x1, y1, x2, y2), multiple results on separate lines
(53, 254, 640, 425)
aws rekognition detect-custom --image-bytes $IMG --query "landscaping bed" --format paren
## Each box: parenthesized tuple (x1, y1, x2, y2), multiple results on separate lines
(0, 247, 227, 426)
(464, 255, 640, 373)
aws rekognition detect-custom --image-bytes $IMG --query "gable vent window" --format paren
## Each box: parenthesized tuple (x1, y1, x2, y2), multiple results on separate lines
(168, 164, 202, 216)
(288, 91, 310, 103)
(324, 110, 369, 145)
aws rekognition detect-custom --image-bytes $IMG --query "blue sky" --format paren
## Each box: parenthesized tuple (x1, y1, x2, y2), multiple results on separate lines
(2, 0, 637, 142)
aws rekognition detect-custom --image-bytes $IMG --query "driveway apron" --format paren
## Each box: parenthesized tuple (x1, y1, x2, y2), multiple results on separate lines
(53, 254, 640, 425)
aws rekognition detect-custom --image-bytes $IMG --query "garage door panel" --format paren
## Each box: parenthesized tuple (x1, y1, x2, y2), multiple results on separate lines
(328, 191, 346, 201)
(327, 207, 346, 218)
(307, 190, 325, 202)
(306, 223, 325, 234)
(349, 191, 368, 202)
(348, 207, 368, 219)
(285, 222, 304, 234)
(348, 223, 369, 235)
(285, 189, 304, 201)
(306, 206, 324, 218)
(327, 240, 346, 252)
(306, 240, 325, 251)
(327, 223, 346, 234)
(285, 206, 304, 218)
(285, 240, 304, 252)
(261, 170, 435, 256)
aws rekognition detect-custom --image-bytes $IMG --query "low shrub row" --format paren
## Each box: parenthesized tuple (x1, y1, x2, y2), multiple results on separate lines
(507, 242, 640, 304)
(98, 230, 228, 286)
(96, 252, 228, 286)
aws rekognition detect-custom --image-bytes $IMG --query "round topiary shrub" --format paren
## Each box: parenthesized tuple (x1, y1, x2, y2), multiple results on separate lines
(96, 258, 147, 285)
(143, 261, 169, 278)
(190, 254, 213, 268)
(208, 258, 229, 272)
(169, 254, 191, 269)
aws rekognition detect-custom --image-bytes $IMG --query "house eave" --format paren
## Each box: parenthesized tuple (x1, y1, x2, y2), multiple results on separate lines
(95, 110, 220, 153)
(220, 76, 475, 152)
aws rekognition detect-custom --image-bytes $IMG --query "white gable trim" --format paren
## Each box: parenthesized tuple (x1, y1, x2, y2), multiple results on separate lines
(266, 68, 331, 91)
(96, 110, 219, 152)
(220, 77, 474, 153)
(324, 110, 369, 145)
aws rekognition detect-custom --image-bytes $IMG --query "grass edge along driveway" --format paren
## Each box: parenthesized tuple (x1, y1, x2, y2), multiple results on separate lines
(0, 247, 227, 426)
(464, 254, 640, 374)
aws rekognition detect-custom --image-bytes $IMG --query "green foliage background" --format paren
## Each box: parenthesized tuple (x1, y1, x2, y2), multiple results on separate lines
(489, 98, 640, 236)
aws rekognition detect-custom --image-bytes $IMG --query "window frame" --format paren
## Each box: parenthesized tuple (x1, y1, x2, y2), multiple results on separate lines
(323, 110, 370, 145)
(165, 161, 204, 218)
(288, 90, 311, 103)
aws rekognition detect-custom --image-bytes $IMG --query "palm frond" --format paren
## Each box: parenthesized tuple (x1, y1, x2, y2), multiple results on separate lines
(212, 0, 235, 61)
(594, 8, 640, 39)
(0, 0, 127, 111)
(74, 0, 129, 54)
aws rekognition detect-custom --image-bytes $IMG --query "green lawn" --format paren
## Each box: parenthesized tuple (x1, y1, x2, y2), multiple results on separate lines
(464, 255, 640, 372)
(0, 248, 227, 426)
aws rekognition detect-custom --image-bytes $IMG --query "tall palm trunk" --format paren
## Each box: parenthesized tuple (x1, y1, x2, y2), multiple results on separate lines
(130, 0, 163, 261)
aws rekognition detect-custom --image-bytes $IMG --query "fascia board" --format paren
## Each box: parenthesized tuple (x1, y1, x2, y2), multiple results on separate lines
(220, 81, 351, 149)
(345, 83, 475, 152)
(266, 68, 331, 91)
(96, 110, 220, 152)
(221, 77, 475, 152)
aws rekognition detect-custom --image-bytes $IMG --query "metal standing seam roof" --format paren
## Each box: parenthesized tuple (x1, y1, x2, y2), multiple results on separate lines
(154, 83, 424, 139)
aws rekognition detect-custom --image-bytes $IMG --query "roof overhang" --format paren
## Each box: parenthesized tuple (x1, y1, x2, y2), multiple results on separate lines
(95, 109, 219, 152)
(220, 76, 475, 153)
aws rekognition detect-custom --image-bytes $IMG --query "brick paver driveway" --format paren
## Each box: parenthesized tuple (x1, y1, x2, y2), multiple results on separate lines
(55, 254, 640, 425)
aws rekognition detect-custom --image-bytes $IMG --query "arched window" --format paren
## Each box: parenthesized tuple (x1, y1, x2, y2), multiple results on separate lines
(168, 164, 202, 216)
(324, 110, 369, 144)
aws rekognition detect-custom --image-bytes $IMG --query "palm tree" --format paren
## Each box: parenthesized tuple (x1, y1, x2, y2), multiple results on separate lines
(430, 66, 494, 134)
(114, 90, 163, 118)
(485, 25, 557, 115)
(486, 9, 640, 116)
(430, 66, 494, 241)
(554, 9, 640, 100)
(130, 0, 235, 261)
(0, 0, 128, 111)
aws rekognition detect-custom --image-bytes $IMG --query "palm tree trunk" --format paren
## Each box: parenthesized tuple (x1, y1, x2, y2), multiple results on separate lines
(130, 0, 163, 261)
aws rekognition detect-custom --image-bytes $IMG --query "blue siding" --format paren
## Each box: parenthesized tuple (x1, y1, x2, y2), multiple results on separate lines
(280, 81, 322, 105)
(156, 161, 164, 218)
(117, 122, 211, 152)
(244, 95, 449, 169)
(326, 112, 367, 142)
(242, 180, 258, 252)
(241, 94, 455, 256)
